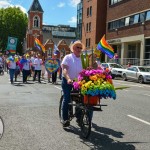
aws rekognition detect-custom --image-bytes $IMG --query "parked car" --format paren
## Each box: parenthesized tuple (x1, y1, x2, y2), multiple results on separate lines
(122, 66, 150, 84)
(101, 63, 126, 79)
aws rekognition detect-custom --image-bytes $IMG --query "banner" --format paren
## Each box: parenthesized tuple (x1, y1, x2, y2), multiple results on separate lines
(7, 36, 18, 54)
(45, 58, 60, 74)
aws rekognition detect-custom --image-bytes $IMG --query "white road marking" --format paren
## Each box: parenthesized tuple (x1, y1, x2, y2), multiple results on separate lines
(115, 82, 143, 87)
(54, 86, 62, 90)
(128, 115, 150, 125)
(114, 80, 150, 88)
(143, 94, 150, 97)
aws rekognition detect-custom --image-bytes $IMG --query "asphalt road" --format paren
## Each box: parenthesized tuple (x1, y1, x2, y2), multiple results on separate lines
(0, 74, 150, 150)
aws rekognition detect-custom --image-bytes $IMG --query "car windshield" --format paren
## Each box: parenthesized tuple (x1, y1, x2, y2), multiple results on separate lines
(109, 64, 123, 68)
(138, 67, 150, 72)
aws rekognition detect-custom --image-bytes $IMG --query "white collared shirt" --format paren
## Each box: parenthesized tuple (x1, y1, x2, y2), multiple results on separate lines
(61, 53, 82, 80)
(34, 58, 42, 70)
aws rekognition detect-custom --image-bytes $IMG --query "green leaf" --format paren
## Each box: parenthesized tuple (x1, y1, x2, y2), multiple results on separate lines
(81, 53, 86, 69)
(85, 53, 89, 68)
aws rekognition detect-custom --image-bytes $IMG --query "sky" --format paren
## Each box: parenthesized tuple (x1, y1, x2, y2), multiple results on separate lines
(0, 0, 80, 27)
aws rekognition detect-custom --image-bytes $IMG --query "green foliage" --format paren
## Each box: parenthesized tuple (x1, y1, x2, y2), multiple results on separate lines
(0, 7, 28, 54)
(81, 53, 89, 69)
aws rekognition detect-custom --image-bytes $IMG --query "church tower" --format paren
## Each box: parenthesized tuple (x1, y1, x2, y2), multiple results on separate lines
(26, 0, 44, 51)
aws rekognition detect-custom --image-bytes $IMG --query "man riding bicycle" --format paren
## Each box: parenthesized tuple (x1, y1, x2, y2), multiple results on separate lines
(61, 40, 85, 127)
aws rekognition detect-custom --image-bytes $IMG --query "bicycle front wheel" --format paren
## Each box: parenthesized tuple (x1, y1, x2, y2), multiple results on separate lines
(80, 110, 91, 139)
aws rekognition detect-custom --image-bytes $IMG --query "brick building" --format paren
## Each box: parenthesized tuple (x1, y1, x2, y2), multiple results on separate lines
(25, 0, 76, 58)
(106, 0, 150, 65)
(82, 0, 107, 51)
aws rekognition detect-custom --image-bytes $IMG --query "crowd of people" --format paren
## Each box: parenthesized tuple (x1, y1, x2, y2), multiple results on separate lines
(0, 52, 63, 84)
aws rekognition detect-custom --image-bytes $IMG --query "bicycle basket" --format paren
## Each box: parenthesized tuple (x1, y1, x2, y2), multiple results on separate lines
(83, 95, 100, 106)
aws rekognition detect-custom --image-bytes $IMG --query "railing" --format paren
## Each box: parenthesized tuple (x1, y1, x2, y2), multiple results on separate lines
(108, 58, 150, 66)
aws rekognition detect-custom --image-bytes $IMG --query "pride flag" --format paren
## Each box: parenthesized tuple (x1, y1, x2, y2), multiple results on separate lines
(9, 50, 16, 54)
(97, 35, 114, 59)
(35, 38, 45, 53)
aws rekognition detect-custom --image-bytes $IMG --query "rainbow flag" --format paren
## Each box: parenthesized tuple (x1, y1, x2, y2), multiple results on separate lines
(35, 38, 45, 53)
(9, 50, 16, 55)
(97, 35, 114, 59)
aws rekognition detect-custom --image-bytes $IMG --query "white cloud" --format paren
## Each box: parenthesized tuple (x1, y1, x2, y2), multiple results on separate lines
(57, 2, 65, 8)
(15, 4, 27, 13)
(0, 0, 27, 13)
(0, 0, 11, 8)
(68, 16, 77, 24)
(69, 0, 80, 7)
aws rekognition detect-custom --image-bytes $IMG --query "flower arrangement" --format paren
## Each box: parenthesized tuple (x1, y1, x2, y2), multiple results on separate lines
(73, 67, 116, 100)
(73, 53, 116, 103)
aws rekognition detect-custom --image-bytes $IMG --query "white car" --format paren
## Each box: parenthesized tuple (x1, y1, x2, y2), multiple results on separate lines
(101, 63, 126, 79)
(122, 66, 150, 84)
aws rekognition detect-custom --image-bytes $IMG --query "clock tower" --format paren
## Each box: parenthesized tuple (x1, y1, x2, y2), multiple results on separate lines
(26, 0, 44, 51)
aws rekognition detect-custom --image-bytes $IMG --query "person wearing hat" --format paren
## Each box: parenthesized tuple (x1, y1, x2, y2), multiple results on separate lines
(61, 40, 85, 127)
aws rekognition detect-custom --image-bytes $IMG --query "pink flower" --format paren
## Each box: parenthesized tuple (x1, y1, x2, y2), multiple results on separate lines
(73, 82, 80, 90)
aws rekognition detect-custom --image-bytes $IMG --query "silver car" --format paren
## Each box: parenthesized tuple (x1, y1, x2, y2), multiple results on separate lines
(122, 66, 150, 84)
(101, 63, 126, 79)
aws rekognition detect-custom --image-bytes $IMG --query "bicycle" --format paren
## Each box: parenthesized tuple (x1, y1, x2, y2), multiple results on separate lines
(59, 89, 107, 139)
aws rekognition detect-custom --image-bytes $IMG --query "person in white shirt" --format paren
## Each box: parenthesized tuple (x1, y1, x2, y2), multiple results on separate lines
(20, 55, 31, 83)
(33, 54, 42, 83)
(30, 54, 36, 77)
(8, 55, 16, 84)
(61, 40, 85, 127)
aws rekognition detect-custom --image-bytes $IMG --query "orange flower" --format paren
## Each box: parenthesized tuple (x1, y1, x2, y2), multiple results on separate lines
(89, 75, 97, 81)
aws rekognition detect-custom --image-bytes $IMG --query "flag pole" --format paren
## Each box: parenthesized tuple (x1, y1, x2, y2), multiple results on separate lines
(91, 46, 94, 68)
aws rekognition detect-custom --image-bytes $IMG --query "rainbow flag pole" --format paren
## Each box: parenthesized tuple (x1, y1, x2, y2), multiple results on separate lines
(97, 35, 114, 59)
(34, 38, 45, 53)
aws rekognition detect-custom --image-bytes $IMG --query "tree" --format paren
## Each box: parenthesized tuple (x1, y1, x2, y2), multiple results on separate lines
(0, 7, 28, 54)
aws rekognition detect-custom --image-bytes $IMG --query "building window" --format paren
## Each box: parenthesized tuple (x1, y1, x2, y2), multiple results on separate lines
(89, 22, 91, 31)
(145, 39, 150, 59)
(109, 0, 122, 5)
(33, 16, 40, 28)
(146, 11, 150, 20)
(86, 38, 91, 47)
(108, 10, 150, 31)
(89, 6, 92, 16)
(119, 18, 125, 27)
(128, 44, 136, 58)
(125, 17, 130, 26)
(87, 8, 89, 16)
(139, 13, 145, 23)
(129, 15, 134, 25)
(134, 14, 139, 24)
(86, 23, 88, 32)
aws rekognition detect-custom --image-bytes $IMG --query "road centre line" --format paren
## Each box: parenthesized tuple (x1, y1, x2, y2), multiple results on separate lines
(143, 94, 150, 97)
(115, 82, 143, 88)
(114, 80, 150, 88)
(128, 115, 150, 125)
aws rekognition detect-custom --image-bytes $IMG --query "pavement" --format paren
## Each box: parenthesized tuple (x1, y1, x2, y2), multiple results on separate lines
(0, 72, 150, 150)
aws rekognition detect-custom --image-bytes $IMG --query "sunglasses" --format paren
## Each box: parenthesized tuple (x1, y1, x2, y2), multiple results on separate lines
(76, 46, 82, 49)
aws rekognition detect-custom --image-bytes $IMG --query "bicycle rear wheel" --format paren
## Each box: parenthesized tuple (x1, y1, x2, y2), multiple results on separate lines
(80, 110, 91, 139)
